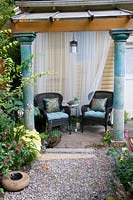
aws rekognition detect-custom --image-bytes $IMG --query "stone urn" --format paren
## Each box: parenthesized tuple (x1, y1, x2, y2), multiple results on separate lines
(2, 171, 30, 191)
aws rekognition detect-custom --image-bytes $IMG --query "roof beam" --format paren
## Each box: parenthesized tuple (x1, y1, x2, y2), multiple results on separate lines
(88, 10, 94, 21)
(49, 11, 60, 22)
(11, 17, 131, 32)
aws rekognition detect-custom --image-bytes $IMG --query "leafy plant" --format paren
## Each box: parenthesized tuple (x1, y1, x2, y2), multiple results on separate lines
(0, 123, 41, 176)
(124, 111, 130, 124)
(107, 197, 122, 200)
(0, 29, 21, 90)
(115, 150, 133, 194)
(0, 187, 4, 194)
(0, 90, 23, 123)
(108, 147, 133, 193)
(103, 130, 112, 145)
(13, 125, 42, 159)
(43, 129, 62, 148)
(0, 3, 49, 193)
(0, 0, 15, 29)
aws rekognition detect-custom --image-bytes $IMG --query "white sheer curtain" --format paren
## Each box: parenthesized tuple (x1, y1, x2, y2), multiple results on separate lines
(32, 31, 110, 105)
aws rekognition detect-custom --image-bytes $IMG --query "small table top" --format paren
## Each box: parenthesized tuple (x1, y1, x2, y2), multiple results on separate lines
(62, 102, 80, 108)
(68, 104, 79, 108)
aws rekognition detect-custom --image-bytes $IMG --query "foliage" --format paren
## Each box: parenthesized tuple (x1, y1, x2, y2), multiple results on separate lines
(0, 29, 21, 90)
(107, 147, 133, 193)
(14, 125, 42, 158)
(70, 115, 81, 132)
(0, 3, 48, 193)
(103, 130, 112, 145)
(0, 28, 47, 179)
(116, 155, 133, 192)
(107, 197, 122, 200)
(68, 97, 80, 105)
(0, 0, 14, 29)
(0, 109, 15, 136)
(0, 4, 48, 194)
(41, 129, 62, 148)
(0, 1, 20, 89)
(70, 116, 77, 124)
(0, 187, 4, 194)
(124, 110, 130, 124)
(39, 132, 48, 140)
(0, 123, 41, 176)
(107, 148, 123, 159)
(0, 30, 18, 58)
(108, 130, 133, 195)
(0, 90, 23, 124)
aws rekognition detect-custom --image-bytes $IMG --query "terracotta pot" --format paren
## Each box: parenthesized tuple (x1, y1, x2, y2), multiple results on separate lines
(2, 171, 30, 191)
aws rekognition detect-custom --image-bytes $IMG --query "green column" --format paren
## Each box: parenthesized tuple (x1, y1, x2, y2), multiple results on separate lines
(14, 32, 36, 130)
(110, 29, 133, 140)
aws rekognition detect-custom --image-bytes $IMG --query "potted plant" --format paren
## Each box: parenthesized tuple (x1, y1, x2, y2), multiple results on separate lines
(40, 129, 62, 148)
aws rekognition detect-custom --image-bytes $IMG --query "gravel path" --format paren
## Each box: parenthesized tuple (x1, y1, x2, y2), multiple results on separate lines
(1, 148, 116, 200)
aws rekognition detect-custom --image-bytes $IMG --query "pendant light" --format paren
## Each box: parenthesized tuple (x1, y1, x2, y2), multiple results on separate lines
(70, 33, 78, 53)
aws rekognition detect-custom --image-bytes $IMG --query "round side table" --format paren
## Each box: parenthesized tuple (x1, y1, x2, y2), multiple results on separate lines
(69, 104, 80, 132)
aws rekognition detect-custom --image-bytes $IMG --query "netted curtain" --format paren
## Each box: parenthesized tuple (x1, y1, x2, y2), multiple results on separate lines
(32, 31, 110, 105)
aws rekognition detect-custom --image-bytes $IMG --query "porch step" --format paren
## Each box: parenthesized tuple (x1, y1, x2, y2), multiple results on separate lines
(46, 147, 96, 153)
(38, 151, 96, 161)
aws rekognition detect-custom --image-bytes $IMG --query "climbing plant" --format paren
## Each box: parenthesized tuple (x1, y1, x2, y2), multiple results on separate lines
(0, 2, 22, 136)
(0, 0, 14, 29)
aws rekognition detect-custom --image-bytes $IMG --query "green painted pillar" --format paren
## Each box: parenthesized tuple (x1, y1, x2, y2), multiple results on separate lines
(110, 29, 133, 140)
(14, 32, 36, 130)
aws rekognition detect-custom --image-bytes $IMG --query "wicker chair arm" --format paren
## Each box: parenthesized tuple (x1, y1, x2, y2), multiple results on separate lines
(39, 108, 48, 120)
(105, 106, 113, 119)
(61, 105, 71, 116)
(106, 106, 113, 113)
(81, 104, 90, 115)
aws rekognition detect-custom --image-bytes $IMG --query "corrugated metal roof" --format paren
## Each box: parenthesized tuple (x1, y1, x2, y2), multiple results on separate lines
(12, 10, 132, 21)
(14, 0, 133, 13)
(15, 0, 133, 7)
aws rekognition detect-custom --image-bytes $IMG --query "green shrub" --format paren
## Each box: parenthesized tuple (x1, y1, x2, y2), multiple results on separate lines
(124, 111, 130, 124)
(108, 147, 133, 192)
(107, 197, 122, 200)
(13, 125, 42, 159)
(0, 124, 41, 176)
(103, 131, 112, 145)
(42, 129, 62, 148)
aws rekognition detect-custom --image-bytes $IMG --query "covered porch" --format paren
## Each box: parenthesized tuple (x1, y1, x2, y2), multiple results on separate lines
(11, 0, 133, 141)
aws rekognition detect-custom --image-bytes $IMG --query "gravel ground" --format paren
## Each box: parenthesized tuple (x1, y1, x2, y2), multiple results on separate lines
(1, 148, 116, 200)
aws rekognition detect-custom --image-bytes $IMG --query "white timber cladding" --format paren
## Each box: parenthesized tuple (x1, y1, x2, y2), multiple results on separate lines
(125, 32, 133, 117)
(101, 32, 133, 92)
(101, 37, 114, 91)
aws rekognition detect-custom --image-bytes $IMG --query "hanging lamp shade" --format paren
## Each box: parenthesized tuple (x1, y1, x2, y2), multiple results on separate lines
(70, 33, 78, 53)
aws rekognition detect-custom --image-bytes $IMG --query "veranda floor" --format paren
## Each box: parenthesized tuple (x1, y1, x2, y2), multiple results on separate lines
(53, 120, 133, 149)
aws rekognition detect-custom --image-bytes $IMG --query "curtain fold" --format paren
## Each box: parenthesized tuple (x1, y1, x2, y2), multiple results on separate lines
(32, 31, 110, 105)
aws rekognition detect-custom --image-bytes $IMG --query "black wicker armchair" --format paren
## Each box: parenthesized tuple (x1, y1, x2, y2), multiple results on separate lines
(34, 92, 71, 133)
(81, 91, 113, 132)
